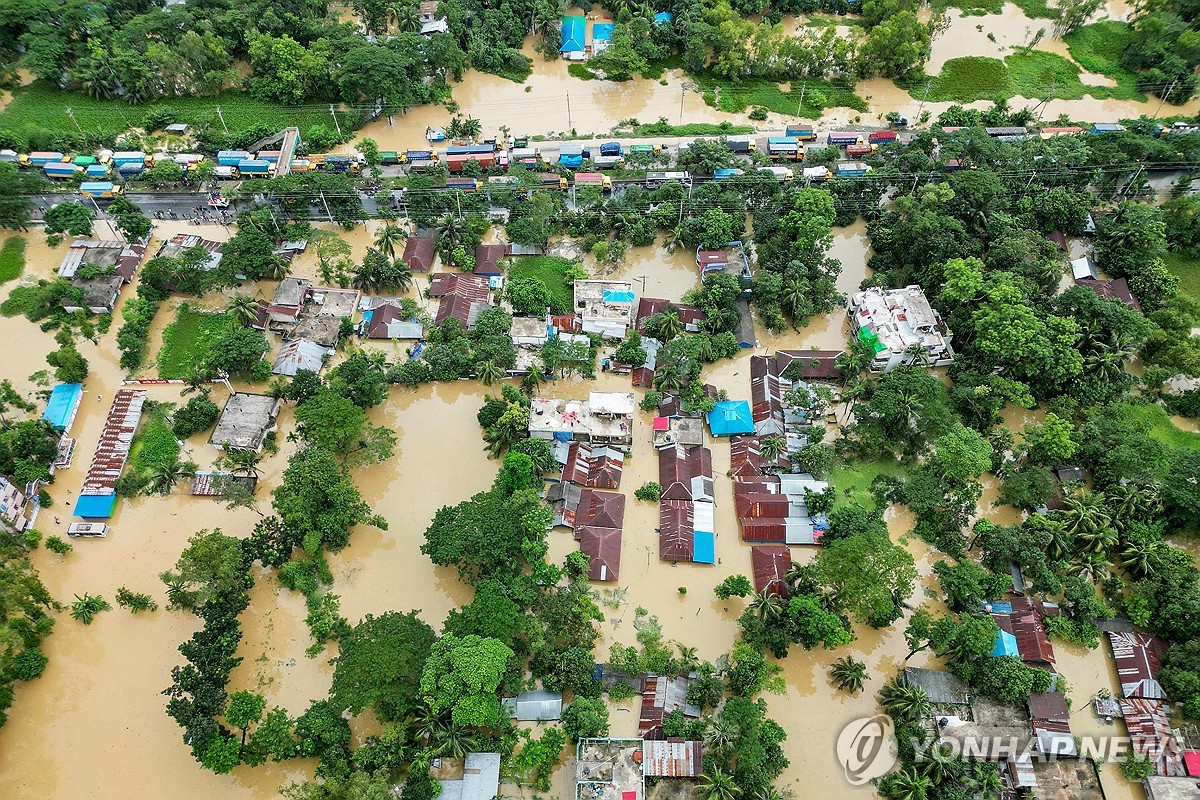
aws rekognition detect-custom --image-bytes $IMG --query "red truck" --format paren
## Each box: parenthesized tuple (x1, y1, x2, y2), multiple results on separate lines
(445, 153, 495, 172)
(868, 131, 897, 144)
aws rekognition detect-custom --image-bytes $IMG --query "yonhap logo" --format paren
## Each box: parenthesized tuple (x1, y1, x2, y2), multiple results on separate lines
(836, 715, 898, 786)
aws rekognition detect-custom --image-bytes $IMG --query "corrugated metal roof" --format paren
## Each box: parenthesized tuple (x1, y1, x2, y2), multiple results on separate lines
(1109, 632, 1168, 699)
(658, 444, 714, 502)
(1121, 698, 1185, 777)
(642, 739, 702, 777)
(501, 690, 562, 721)
(751, 545, 791, 596)
(579, 525, 622, 581)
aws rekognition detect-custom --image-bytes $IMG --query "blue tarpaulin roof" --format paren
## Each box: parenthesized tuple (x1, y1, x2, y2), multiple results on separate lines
(603, 289, 635, 304)
(592, 22, 614, 41)
(74, 493, 116, 519)
(561, 15, 586, 52)
(43, 383, 82, 432)
(693, 531, 715, 564)
(991, 629, 1019, 657)
(707, 401, 755, 436)
(654, 11, 672, 24)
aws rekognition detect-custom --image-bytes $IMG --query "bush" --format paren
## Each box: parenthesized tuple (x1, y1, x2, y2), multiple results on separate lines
(172, 395, 220, 438)
(12, 647, 48, 680)
(561, 697, 610, 741)
(607, 680, 636, 701)
(635, 482, 662, 501)
(116, 297, 159, 371)
(115, 587, 159, 613)
(715, 574, 753, 599)
(44, 535, 72, 555)
(749, 106, 768, 121)
(0, 237, 26, 283)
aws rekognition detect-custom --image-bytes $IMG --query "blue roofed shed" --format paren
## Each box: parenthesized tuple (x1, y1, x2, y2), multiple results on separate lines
(560, 15, 586, 53)
(693, 530, 715, 564)
(43, 383, 83, 432)
(592, 22, 614, 55)
(707, 401, 755, 437)
(73, 493, 116, 519)
(992, 628, 1019, 657)
(654, 11, 672, 24)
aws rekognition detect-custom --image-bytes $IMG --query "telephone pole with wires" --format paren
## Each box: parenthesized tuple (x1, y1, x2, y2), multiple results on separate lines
(1154, 78, 1179, 118)
(329, 105, 342, 137)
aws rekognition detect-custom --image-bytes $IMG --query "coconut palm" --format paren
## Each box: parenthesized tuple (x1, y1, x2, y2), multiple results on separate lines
(144, 459, 197, 496)
(748, 591, 784, 622)
(702, 718, 741, 756)
(181, 367, 212, 397)
(1060, 490, 1113, 541)
(697, 767, 742, 800)
(226, 293, 260, 327)
(1120, 537, 1159, 580)
(520, 369, 545, 396)
(1107, 481, 1160, 527)
(970, 763, 1003, 800)
(836, 341, 873, 387)
(830, 656, 867, 693)
(917, 743, 960, 784)
(1071, 551, 1109, 583)
(748, 787, 787, 800)
(879, 678, 930, 721)
(1043, 517, 1071, 562)
(375, 223, 407, 260)
(475, 359, 504, 387)
(265, 256, 291, 281)
(439, 213, 465, 247)
(411, 703, 448, 744)
(886, 767, 932, 800)
(758, 436, 788, 463)
(223, 447, 263, 478)
(653, 361, 687, 393)
(460, 116, 482, 140)
(779, 277, 810, 321)
(390, 2, 422, 33)
(655, 311, 684, 343)
(676, 644, 700, 672)
(433, 724, 477, 759)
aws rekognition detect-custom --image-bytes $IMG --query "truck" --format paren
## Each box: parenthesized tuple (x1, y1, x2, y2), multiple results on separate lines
(512, 136, 529, 148)
(446, 153, 495, 172)
(628, 143, 660, 156)
(85, 164, 110, 178)
(237, 159, 275, 177)
(257, 150, 282, 163)
(845, 143, 876, 157)
(488, 175, 520, 186)
(377, 151, 402, 165)
(802, 165, 830, 182)
(834, 161, 871, 177)
(726, 136, 756, 154)
(573, 172, 611, 190)
(760, 166, 794, 182)
(446, 144, 495, 156)
(444, 177, 481, 192)
(289, 159, 313, 173)
(322, 155, 361, 174)
(44, 162, 82, 179)
(537, 173, 568, 190)
(510, 147, 539, 165)
(827, 132, 861, 146)
(21, 151, 65, 167)
(644, 171, 691, 189)
(80, 181, 119, 199)
(73, 155, 97, 167)
(558, 144, 584, 168)
(405, 149, 437, 163)
(426, 127, 447, 142)
(217, 150, 249, 166)
(714, 168, 744, 181)
(598, 141, 623, 157)
(214, 165, 237, 180)
(111, 151, 149, 168)
(117, 162, 146, 177)
(767, 137, 801, 159)
(785, 125, 816, 141)
(591, 155, 624, 169)
(868, 131, 897, 144)
(0, 150, 18, 164)
(985, 126, 1028, 139)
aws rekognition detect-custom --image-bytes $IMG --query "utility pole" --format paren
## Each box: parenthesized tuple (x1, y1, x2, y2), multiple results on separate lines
(797, 83, 806, 117)
(318, 191, 332, 222)
(1036, 82, 1056, 124)
(1023, 170, 1038, 192)
(1154, 78, 1179, 118)
(215, 106, 229, 134)
(915, 81, 932, 124)
(455, 189, 462, 220)
(329, 105, 342, 137)
(66, 107, 82, 134)
(566, 92, 573, 131)
(679, 85, 684, 126)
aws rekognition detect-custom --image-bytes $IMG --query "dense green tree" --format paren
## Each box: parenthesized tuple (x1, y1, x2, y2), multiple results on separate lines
(419, 634, 513, 729)
(331, 611, 436, 723)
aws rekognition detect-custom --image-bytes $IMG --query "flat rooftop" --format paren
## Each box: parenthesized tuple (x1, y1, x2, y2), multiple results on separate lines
(574, 280, 635, 321)
(210, 393, 279, 451)
(576, 739, 643, 800)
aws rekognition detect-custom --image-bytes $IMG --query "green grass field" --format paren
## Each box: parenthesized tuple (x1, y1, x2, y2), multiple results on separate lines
(828, 457, 906, 510)
(1063, 21, 1146, 101)
(1009, 0, 1058, 18)
(506, 256, 576, 314)
(0, 82, 359, 143)
(921, 50, 1144, 104)
(692, 74, 868, 119)
(156, 304, 235, 379)
(940, 0, 1004, 15)
(1165, 250, 1200, 302)
(1118, 403, 1200, 452)
(0, 237, 26, 284)
(923, 57, 1014, 103)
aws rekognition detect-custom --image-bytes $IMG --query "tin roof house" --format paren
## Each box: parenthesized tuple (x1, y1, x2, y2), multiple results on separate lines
(1108, 631, 1168, 700)
(657, 445, 714, 502)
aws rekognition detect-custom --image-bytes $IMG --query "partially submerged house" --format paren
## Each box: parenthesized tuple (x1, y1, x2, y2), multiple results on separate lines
(403, 232, 437, 272)
(272, 338, 329, 376)
(750, 355, 787, 436)
(848, 285, 954, 371)
(473, 243, 505, 276)
(751, 545, 792, 597)
(635, 298, 706, 334)
(638, 675, 700, 739)
(157, 232, 223, 271)
(1122, 698, 1186, 777)
(659, 499, 715, 564)
(363, 302, 425, 340)
(574, 279, 636, 339)
(735, 472, 829, 545)
(1108, 631, 1168, 699)
(1076, 276, 1143, 312)
(435, 752, 501, 800)
(1027, 691, 1075, 757)
(562, 442, 624, 489)
(657, 444, 714, 502)
(903, 667, 971, 707)
(986, 598, 1056, 671)
(695, 241, 752, 285)
(707, 400, 755, 437)
(430, 272, 493, 328)
(0, 476, 35, 532)
(73, 390, 146, 519)
(502, 689, 563, 722)
(560, 15, 586, 58)
(652, 415, 705, 448)
(579, 525, 622, 581)
(775, 349, 843, 382)
(42, 383, 83, 434)
(266, 277, 311, 326)
(529, 391, 635, 447)
(209, 393, 280, 452)
(641, 739, 702, 778)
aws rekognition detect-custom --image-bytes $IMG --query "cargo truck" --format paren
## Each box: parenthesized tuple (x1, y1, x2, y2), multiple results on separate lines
(573, 172, 611, 190)
(868, 131, 897, 144)
(112, 151, 149, 168)
(761, 166, 794, 182)
(845, 144, 876, 157)
(444, 177, 481, 191)
(802, 165, 830, 182)
(1090, 123, 1126, 135)
(537, 173, 568, 189)
(85, 164, 109, 178)
(80, 181, 119, 199)
(766, 137, 801, 159)
(217, 150, 249, 166)
(827, 132, 861, 146)
(591, 155, 624, 169)
(322, 155, 361, 174)
(237, 159, 275, 177)
(446, 144, 495, 156)
(786, 125, 816, 141)
(446, 153, 495, 172)
(378, 151, 402, 165)
(117, 162, 146, 177)
(644, 171, 692, 188)
(73, 155, 97, 167)
(598, 142, 623, 156)
(714, 168, 744, 181)
(214, 166, 236, 179)
(0, 150, 18, 164)
(834, 161, 871, 177)
(726, 136, 756, 154)
(558, 144, 584, 168)
(44, 162, 82, 179)
(21, 151, 65, 167)
(628, 144, 661, 156)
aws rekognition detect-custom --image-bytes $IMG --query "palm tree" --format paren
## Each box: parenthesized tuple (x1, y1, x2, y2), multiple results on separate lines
(375, 223, 406, 260)
(476, 360, 504, 386)
(902, 342, 930, 368)
(433, 724, 477, 759)
(181, 367, 212, 397)
(389, 263, 415, 293)
(886, 767, 932, 800)
(758, 436, 787, 463)
(676, 644, 700, 672)
(830, 656, 867, 693)
(1107, 481, 1159, 527)
(1071, 551, 1109, 583)
(1061, 490, 1116, 554)
(779, 277, 810, 321)
(749, 591, 784, 622)
(144, 459, 197, 496)
(1120, 537, 1159, 580)
(223, 448, 263, 478)
(69, 593, 111, 625)
(697, 767, 742, 800)
(916, 743, 960, 784)
(879, 678, 930, 721)
(702, 718, 741, 756)
(970, 763, 1003, 800)
(265, 257, 291, 281)
(411, 703, 448, 744)
(1043, 517, 1071, 561)
(520, 369, 545, 396)
(226, 294, 260, 327)
(390, 2, 421, 34)
(653, 361, 687, 392)
(656, 311, 684, 343)
(439, 213, 465, 247)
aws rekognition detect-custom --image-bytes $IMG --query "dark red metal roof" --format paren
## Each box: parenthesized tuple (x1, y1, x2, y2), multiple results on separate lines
(635, 298, 707, 332)
(402, 233, 436, 272)
(576, 488, 625, 530)
(751, 545, 792, 596)
(775, 349, 844, 380)
(578, 525, 621, 581)
(562, 443, 623, 490)
(658, 445, 713, 501)
(659, 500, 694, 561)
